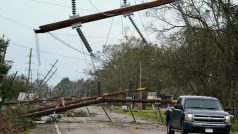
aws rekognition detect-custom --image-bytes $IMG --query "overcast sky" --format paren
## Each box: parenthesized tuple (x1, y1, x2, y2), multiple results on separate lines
(0, 0, 159, 86)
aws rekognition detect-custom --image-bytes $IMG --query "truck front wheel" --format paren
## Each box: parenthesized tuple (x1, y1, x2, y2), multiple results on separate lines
(167, 120, 175, 134)
(181, 122, 188, 134)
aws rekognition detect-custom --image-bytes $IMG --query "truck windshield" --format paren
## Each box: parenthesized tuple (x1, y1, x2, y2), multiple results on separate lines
(185, 99, 223, 110)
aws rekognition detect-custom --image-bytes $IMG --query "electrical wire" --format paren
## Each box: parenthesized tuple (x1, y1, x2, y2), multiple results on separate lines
(25, 0, 96, 13)
(133, 0, 151, 43)
(0, 13, 33, 30)
(88, 0, 114, 16)
(48, 32, 106, 63)
(53, 33, 120, 40)
(121, 16, 125, 42)
(10, 43, 86, 61)
(104, 18, 114, 46)
(80, 39, 89, 68)
(48, 32, 91, 56)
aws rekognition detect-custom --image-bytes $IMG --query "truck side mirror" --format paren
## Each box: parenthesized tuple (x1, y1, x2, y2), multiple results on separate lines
(174, 104, 183, 110)
(224, 107, 231, 112)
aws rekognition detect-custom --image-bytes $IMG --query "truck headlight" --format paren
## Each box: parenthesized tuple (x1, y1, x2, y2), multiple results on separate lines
(185, 114, 193, 121)
(225, 115, 231, 123)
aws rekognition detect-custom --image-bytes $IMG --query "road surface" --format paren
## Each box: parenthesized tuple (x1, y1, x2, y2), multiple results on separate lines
(30, 106, 172, 134)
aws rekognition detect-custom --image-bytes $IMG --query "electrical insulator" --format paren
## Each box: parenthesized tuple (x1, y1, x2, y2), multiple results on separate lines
(72, 0, 77, 16)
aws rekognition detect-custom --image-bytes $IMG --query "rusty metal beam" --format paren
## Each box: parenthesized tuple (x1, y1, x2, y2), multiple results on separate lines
(35, 0, 177, 33)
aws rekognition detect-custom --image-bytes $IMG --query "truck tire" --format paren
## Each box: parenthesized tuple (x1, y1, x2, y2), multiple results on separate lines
(167, 120, 175, 134)
(181, 122, 188, 134)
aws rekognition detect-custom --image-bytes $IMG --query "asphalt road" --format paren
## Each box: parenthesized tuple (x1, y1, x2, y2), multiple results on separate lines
(29, 106, 175, 134)
(29, 106, 238, 134)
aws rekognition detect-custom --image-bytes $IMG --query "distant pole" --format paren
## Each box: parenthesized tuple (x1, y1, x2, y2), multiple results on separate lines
(140, 61, 142, 88)
(35, 60, 58, 94)
(6, 71, 18, 100)
(139, 61, 142, 110)
(39, 68, 57, 94)
(27, 48, 32, 90)
(97, 81, 101, 97)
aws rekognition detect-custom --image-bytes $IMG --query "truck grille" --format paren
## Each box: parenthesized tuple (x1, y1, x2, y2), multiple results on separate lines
(193, 115, 225, 123)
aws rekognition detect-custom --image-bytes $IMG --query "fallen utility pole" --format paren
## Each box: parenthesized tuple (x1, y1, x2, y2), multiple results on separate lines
(34, 60, 58, 95)
(35, 0, 177, 33)
(28, 88, 146, 113)
(102, 98, 174, 104)
(38, 68, 57, 95)
(28, 98, 174, 117)
(3, 98, 61, 105)
(28, 99, 103, 117)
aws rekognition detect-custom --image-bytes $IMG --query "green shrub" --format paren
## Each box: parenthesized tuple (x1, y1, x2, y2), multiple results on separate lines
(0, 105, 35, 133)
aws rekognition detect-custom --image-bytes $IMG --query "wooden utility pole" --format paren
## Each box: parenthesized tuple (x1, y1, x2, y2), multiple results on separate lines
(28, 98, 174, 117)
(34, 60, 58, 94)
(139, 61, 142, 110)
(38, 68, 57, 95)
(27, 48, 32, 89)
(35, 0, 177, 33)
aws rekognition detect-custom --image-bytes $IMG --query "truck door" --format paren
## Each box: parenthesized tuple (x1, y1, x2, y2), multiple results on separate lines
(171, 98, 184, 129)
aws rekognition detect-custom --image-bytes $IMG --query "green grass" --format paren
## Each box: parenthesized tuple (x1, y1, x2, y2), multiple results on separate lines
(108, 106, 166, 124)
(125, 109, 166, 124)
(232, 119, 238, 131)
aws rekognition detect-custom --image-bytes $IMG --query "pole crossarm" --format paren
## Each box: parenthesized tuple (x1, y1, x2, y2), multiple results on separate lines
(35, 0, 177, 33)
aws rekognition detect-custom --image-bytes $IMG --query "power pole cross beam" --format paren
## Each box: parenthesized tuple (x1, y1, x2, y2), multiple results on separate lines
(34, 0, 178, 33)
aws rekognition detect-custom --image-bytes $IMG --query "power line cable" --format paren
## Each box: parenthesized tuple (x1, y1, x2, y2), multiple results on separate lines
(48, 32, 91, 56)
(122, 0, 148, 45)
(10, 43, 86, 61)
(53, 33, 120, 40)
(25, 0, 96, 13)
(133, 0, 151, 43)
(0, 13, 33, 30)
(88, 0, 114, 17)
(104, 18, 114, 46)
(80, 39, 90, 68)
(48, 32, 106, 63)
(121, 15, 125, 42)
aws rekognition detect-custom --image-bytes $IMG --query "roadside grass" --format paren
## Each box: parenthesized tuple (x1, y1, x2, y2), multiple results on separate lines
(107, 106, 166, 124)
(232, 119, 238, 131)
(125, 109, 166, 124)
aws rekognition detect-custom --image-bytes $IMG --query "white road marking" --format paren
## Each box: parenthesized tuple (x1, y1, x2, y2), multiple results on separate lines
(54, 122, 62, 134)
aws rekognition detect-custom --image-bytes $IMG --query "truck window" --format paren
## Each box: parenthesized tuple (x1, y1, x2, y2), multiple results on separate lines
(184, 99, 223, 110)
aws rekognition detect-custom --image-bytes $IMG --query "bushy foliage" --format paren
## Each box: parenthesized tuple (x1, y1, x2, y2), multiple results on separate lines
(0, 105, 35, 133)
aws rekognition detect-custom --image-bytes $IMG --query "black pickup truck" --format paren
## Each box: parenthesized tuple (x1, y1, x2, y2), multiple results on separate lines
(166, 96, 231, 134)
